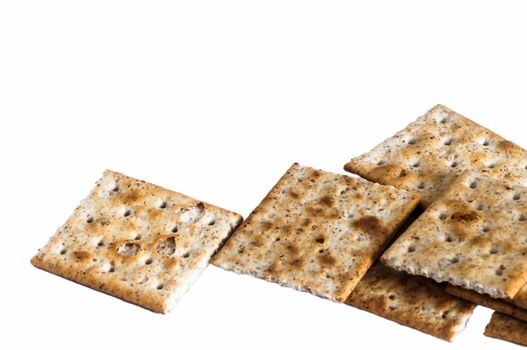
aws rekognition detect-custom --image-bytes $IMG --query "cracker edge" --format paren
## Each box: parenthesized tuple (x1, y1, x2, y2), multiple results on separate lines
(447, 285, 527, 322)
(484, 312, 527, 346)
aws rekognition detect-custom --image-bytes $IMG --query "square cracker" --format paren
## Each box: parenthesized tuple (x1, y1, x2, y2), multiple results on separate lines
(485, 312, 527, 346)
(347, 263, 475, 341)
(446, 285, 527, 322)
(344, 104, 527, 207)
(382, 170, 527, 300)
(212, 163, 419, 301)
(31, 170, 242, 313)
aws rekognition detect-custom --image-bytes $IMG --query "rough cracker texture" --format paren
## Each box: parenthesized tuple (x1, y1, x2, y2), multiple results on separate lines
(347, 263, 475, 341)
(382, 170, 527, 300)
(31, 170, 242, 313)
(447, 285, 527, 322)
(344, 104, 527, 207)
(485, 312, 527, 346)
(212, 163, 419, 302)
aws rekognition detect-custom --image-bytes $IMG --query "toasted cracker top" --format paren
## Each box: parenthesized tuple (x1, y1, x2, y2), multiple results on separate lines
(31, 170, 242, 313)
(382, 170, 527, 300)
(212, 163, 419, 301)
(345, 104, 527, 207)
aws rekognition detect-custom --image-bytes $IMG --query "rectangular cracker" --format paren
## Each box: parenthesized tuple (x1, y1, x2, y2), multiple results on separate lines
(31, 170, 242, 313)
(212, 163, 419, 302)
(485, 312, 527, 346)
(382, 170, 527, 300)
(447, 285, 527, 322)
(344, 104, 527, 207)
(347, 263, 475, 341)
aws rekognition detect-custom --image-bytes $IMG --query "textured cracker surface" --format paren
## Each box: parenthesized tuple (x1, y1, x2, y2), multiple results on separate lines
(485, 312, 527, 346)
(212, 163, 419, 302)
(344, 104, 527, 207)
(382, 171, 527, 300)
(347, 263, 475, 341)
(31, 170, 242, 313)
(447, 285, 527, 322)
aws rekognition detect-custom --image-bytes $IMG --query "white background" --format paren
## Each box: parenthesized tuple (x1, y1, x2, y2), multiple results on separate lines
(1, 1, 527, 349)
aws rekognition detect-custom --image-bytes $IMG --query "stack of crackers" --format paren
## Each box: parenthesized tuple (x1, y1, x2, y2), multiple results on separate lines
(344, 105, 527, 346)
(31, 105, 527, 346)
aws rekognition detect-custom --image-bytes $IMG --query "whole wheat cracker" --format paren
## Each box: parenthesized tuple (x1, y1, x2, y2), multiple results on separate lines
(212, 163, 419, 302)
(446, 285, 527, 322)
(31, 170, 242, 313)
(344, 104, 527, 207)
(382, 170, 527, 300)
(347, 263, 475, 341)
(485, 312, 527, 346)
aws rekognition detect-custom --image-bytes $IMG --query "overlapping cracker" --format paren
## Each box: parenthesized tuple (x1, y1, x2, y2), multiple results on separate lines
(347, 263, 475, 341)
(344, 104, 527, 207)
(212, 163, 419, 301)
(447, 285, 527, 322)
(31, 170, 242, 313)
(382, 171, 527, 300)
(484, 312, 527, 346)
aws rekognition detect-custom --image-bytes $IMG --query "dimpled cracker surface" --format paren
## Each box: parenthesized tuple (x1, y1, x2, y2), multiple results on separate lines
(344, 104, 527, 207)
(31, 170, 242, 313)
(212, 163, 419, 301)
(347, 263, 475, 341)
(485, 312, 527, 346)
(382, 170, 527, 300)
(446, 285, 527, 322)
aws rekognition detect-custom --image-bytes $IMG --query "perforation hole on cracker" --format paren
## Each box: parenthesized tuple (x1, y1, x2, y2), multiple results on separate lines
(116, 242, 141, 257)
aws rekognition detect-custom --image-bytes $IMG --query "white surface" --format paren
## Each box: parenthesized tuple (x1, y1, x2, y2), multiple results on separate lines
(1, 1, 527, 349)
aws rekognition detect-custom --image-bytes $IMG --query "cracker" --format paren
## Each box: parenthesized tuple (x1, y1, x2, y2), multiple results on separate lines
(212, 163, 419, 301)
(484, 312, 527, 346)
(344, 104, 527, 207)
(447, 285, 527, 322)
(347, 263, 475, 341)
(31, 170, 242, 313)
(382, 170, 527, 300)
